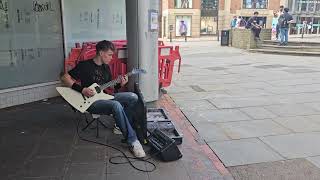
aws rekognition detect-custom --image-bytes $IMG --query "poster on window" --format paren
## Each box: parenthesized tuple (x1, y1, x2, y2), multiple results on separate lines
(175, 0, 192, 8)
(176, 16, 191, 36)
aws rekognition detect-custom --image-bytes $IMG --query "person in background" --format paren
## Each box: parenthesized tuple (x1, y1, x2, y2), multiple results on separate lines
(179, 20, 188, 42)
(272, 12, 279, 40)
(276, 5, 284, 41)
(246, 11, 262, 40)
(278, 8, 294, 46)
(236, 16, 246, 29)
(231, 16, 237, 28)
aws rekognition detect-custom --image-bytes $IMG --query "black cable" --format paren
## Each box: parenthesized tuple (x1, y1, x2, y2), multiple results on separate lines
(73, 113, 159, 172)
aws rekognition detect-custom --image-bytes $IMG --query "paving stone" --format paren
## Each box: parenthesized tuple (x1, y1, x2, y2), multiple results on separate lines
(254, 64, 288, 69)
(264, 104, 320, 117)
(305, 102, 320, 112)
(260, 132, 320, 159)
(225, 89, 272, 98)
(206, 67, 228, 71)
(307, 156, 320, 169)
(147, 160, 190, 180)
(170, 91, 231, 101)
(283, 69, 320, 74)
(174, 99, 217, 111)
(34, 140, 72, 158)
(273, 116, 320, 133)
(208, 138, 284, 167)
(209, 97, 276, 109)
(228, 159, 320, 180)
(182, 109, 251, 124)
(22, 157, 66, 177)
(193, 122, 230, 142)
(239, 107, 278, 119)
(70, 147, 106, 163)
(217, 119, 290, 139)
(265, 84, 320, 94)
(65, 162, 106, 180)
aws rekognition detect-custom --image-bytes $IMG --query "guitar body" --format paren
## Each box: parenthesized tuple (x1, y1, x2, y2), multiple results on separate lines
(56, 83, 114, 113)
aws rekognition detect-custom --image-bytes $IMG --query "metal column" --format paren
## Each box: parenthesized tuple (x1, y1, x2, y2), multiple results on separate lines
(126, 0, 159, 102)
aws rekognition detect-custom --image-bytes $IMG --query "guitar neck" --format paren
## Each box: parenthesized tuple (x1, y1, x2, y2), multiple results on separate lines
(100, 72, 133, 91)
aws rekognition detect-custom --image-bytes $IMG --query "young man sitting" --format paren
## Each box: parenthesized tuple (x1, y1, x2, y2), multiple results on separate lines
(61, 40, 146, 158)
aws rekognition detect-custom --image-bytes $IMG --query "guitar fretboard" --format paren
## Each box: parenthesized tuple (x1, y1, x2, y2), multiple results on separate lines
(100, 72, 133, 90)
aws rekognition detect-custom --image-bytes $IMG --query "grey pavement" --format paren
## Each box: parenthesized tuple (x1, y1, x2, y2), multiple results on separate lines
(0, 96, 230, 180)
(166, 40, 320, 179)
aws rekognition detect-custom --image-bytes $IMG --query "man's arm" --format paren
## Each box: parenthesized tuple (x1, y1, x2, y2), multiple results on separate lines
(60, 73, 76, 88)
(60, 72, 94, 97)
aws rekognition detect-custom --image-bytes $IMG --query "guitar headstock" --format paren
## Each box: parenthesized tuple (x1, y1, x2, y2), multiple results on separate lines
(131, 68, 147, 75)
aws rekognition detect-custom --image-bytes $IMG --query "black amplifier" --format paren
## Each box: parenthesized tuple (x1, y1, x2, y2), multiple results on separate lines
(148, 128, 183, 162)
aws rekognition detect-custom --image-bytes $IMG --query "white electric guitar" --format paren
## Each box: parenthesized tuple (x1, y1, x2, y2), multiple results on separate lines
(56, 68, 146, 113)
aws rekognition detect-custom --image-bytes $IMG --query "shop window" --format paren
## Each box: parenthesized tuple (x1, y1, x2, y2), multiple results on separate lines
(301, 2, 307, 11)
(200, 16, 215, 35)
(243, 0, 268, 9)
(0, 0, 64, 90)
(175, 16, 191, 36)
(175, 0, 193, 9)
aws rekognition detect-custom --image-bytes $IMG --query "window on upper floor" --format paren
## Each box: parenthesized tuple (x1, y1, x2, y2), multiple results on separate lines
(174, 0, 193, 9)
(243, 0, 268, 9)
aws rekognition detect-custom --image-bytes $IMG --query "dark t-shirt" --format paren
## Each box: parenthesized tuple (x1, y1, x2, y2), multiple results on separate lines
(246, 16, 258, 29)
(279, 12, 293, 28)
(68, 59, 112, 88)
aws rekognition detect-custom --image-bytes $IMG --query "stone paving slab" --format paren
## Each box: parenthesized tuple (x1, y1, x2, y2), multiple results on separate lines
(264, 104, 320, 117)
(217, 119, 291, 139)
(239, 107, 278, 120)
(172, 99, 217, 111)
(208, 96, 277, 109)
(208, 138, 284, 167)
(193, 122, 231, 143)
(182, 109, 252, 124)
(228, 159, 320, 180)
(307, 156, 320, 169)
(260, 132, 320, 159)
(273, 115, 320, 133)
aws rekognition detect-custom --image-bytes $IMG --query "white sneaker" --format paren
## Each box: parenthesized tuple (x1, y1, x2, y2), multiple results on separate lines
(130, 140, 146, 158)
(113, 124, 122, 135)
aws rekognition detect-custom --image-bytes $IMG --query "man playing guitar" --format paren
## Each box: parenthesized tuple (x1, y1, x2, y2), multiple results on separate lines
(61, 40, 146, 158)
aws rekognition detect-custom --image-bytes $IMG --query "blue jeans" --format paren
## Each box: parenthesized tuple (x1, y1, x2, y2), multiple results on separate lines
(87, 92, 138, 144)
(280, 28, 289, 44)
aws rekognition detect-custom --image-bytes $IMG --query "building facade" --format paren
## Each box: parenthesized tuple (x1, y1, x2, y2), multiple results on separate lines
(200, 0, 218, 35)
(218, 0, 281, 31)
(161, 0, 201, 38)
(287, 0, 320, 34)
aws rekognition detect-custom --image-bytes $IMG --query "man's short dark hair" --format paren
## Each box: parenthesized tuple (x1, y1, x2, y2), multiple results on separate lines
(96, 40, 115, 54)
(254, 11, 259, 15)
(284, 8, 289, 12)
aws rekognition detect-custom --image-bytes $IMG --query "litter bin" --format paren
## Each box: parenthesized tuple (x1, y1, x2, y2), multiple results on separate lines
(221, 30, 230, 46)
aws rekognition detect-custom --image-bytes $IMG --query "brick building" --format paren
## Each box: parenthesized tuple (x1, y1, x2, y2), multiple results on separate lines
(161, 0, 202, 38)
(218, 0, 282, 30)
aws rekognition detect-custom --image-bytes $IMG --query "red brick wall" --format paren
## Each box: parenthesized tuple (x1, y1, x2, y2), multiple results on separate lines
(219, 0, 225, 10)
(230, 0, 241, 13)
(269, 0, 281, 11)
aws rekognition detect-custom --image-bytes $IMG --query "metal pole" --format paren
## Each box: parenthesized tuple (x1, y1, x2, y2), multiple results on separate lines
(216, 0, 219, 41)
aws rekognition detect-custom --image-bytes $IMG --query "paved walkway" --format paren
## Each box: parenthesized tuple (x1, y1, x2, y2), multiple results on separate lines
(165, 40, 320, 179)
(0, 95, 232, 180)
